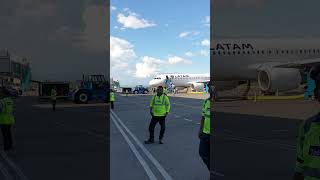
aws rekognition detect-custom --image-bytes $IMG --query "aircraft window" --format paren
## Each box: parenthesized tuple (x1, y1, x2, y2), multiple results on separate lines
(314, 49, 316, 53)
(300, 50, 303, 54)
(238, 51, 241, 54)
(276, 50, 279, 54)
(286, 50, 289, 54)
(318, 49, 320, 53)
(252, 51, 255, 54)
(247, 51, 250, 54)
(261, 50, 264, 54)
(223, 51, 226, 55)
(242, 51, 246, 54)
(268, 50, 271, 54)
(227, 51, 231, 55)
(309, 49, 311, 53)
(257, 50, 259, 54)
(233, 51, 236, 55)
(281, 50, 284, 54)
(304, 50, 307, 54)
(212, 51, 216, 55)
(218, 51, 221, 55)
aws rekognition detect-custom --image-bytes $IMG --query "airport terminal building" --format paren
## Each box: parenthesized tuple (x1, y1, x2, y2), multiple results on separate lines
(0, 49, 31, 93)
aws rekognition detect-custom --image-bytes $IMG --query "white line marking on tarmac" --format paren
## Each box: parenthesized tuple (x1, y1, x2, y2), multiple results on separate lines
(211, 170, 225, 177)
(111, 114, 157, 180)
(111, 110, 173, 180)
(0, 151, 28, 180)
(0, 159, 13, 180)
(184, 118, 192, 122)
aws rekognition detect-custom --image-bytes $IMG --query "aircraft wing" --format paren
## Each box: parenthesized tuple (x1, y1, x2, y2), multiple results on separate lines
(249, 58, 320, 71)
(273, 58, 320, 69)
(187, 80, 210, 84)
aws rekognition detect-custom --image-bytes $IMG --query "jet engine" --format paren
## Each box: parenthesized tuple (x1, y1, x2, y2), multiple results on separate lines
(191, 83, 204, 92)
(257, 67, 301, 92)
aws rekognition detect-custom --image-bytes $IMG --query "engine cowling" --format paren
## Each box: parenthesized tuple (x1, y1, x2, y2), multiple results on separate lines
(191, 83, 204, 92)
(257, 67, 301, 92)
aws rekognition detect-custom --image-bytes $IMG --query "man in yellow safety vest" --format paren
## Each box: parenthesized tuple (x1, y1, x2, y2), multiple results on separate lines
(145, 86, 170, 144)
(0, 87, 15, 151)
(110, 89, 115, 109)
(199, 81, 213, 174)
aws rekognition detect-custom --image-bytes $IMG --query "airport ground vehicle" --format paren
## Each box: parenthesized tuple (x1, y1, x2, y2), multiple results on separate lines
(71, 74, 108, 104)
(38, 82, 70, 100)
(133, 85, 149, 94)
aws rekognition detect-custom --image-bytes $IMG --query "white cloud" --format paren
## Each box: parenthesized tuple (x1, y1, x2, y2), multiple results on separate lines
(168, 56, 192, 65)
(201, 39, 210, 47)
(204, 16, 210, 26)
(135, 56, 164, 78)
(185, 52, 194, 57)
(111, 6, 117, 11)
(117, 11, 156, 29)
(179, 31, 200, 38)
(69, 5, 108, 53)
(200, 50, 209, 56)
(110, 36, 137, 69)
(179, 32, 190, 38)
(134, 55, 193, 78)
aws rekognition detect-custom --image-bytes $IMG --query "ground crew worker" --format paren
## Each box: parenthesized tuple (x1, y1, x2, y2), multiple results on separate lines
(163, 87, 168, 95)
(110, 89, 115, 109)
(0, 87, 15, 151)
(294, 65, 320, 180)
(145, 86, 170, 144)
(51, 87, 57, 111)
(199, 81, 213, 172)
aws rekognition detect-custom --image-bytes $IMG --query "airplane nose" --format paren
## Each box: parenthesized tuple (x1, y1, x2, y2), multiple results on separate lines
(149, 80, 154, 86)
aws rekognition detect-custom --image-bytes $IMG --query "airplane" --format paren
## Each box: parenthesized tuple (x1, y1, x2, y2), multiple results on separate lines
(148, 73, 210, 92)
(211, 38, 320, 93)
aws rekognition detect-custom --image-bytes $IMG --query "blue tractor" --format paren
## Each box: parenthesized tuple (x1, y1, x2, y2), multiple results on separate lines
(71, 74, 109, 104)
(133, 85, 149, 94)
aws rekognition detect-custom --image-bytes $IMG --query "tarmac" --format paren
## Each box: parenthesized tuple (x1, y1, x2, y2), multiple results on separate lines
(0, 96, 108, 180)
(0, 93, 317, 180)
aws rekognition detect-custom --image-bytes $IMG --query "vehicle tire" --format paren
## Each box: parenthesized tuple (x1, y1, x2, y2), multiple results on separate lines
(76, 91, 89, 104)
(144, 90, 148, 94)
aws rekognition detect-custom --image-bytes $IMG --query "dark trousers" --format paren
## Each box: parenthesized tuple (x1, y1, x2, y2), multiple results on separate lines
(111, 101, 114, 109)
(1, 125, 13, 151)
(199, 133, 210, 170)
(52, 99, 56, 111)
(148, 116, 166, 140)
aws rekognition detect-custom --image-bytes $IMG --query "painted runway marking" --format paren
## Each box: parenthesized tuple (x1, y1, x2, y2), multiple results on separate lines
(0, 151, 28, 180)
(111, 110, 173, 180)
(111, 113, 157, 180)
(0, 158, 13, 180)
(184, 118, 192, 122)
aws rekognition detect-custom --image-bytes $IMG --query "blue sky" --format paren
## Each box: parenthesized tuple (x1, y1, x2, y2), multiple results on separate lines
(110, 0, 210, 87)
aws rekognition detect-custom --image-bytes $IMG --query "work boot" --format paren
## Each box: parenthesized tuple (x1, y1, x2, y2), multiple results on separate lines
(144, 139, 154, 144)
(159, 139, 164, 144)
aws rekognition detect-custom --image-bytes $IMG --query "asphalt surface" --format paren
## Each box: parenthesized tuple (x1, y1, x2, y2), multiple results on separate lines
(111, 94, 315, 180)
(110, 94, 209, 180)
(0, 94, 314, 180)
(0, 96, 108, 180)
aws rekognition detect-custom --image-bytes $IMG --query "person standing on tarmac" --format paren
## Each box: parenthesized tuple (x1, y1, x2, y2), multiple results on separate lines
(51, 87, 57, 111)
(0, 87, 15, 151)
(294, 64, 320, 180)
(110, 89, 115, 109)
(145, 86, 170, 144)
(199, 81, 213, 173)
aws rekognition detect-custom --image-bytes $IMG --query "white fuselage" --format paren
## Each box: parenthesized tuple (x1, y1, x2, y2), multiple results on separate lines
(149, 73, 210, 88)
(212, 39, 320, 81)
